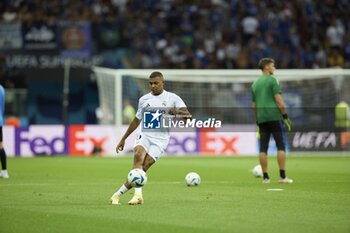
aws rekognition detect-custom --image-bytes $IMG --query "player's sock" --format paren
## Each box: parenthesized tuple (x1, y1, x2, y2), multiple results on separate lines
(110, 184, 129, 205)
(0, 148, 7, 170)
(115, 184, 129, 196)
(134, 187, 142, 195)
(279, 170, 286, 179)
(263, 172, 269, 180)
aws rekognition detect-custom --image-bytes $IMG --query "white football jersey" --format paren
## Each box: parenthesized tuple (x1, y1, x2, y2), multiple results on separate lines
(135, 90, 187, 141)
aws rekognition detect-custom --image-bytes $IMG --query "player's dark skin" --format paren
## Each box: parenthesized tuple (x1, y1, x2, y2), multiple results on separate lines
(116, 75, 166, 189)
(116, 75, 191, 189)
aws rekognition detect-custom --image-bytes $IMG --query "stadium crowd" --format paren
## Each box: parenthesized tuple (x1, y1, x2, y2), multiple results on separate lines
(0, 0, 349, 69)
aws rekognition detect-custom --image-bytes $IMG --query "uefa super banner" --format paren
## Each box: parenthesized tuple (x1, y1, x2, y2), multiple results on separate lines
(4, 125, 258, 157)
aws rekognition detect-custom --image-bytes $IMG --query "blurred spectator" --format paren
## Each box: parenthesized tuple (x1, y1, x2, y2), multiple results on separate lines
(328, 48, 345, 67)
(241, 13, 259, 45)
(326, 17, 345, 50)
(344, 32, 350, 68)
(5, 116, 20, 127)
(335, 101, 350, 129)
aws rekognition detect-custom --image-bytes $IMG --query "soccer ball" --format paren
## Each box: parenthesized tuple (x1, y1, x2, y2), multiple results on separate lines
(185, 172, 201, 186)
(127, 168, 147, 187)
(252, 164, 263, 177)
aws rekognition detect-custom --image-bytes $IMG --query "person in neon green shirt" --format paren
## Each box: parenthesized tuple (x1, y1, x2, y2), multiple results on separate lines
(335, 101, 349, 129)
(123, 99, 136, 124)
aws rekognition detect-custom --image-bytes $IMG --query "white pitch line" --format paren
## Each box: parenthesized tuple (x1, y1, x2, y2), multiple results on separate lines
(267, 188, 284, 191)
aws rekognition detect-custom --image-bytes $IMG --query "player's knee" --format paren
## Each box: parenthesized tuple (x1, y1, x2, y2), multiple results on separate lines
(133, 147, 146, 166)
(134, 152, 143, 164)
(259, 148, 268, 154)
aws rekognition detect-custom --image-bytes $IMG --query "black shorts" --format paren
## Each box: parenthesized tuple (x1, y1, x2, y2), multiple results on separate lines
(0, 126, 2, 142)
(258, 120, 286, 153)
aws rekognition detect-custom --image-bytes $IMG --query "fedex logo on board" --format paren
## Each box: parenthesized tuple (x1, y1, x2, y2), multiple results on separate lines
(15, 126, 68, 156)
(68, 125, 110, 155)
(12, 125, 256, 156)
(167, 130, 250, 155)
(14, 125, 111, 156)
(199, 131, 239, 155)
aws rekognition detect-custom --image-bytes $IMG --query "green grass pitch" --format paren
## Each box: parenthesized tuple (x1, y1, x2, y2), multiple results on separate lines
(1, 155, 350, 233)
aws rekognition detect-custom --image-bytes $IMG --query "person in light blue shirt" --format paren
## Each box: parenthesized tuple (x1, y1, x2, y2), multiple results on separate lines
(0, 84, 9, 178)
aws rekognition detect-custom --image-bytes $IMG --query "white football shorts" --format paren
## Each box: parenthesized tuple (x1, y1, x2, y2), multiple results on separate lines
(134, 134, 169, 162)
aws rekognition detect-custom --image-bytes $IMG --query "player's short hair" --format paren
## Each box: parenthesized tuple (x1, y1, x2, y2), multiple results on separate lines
(149, 71, 164, 80)
(258, 58, 275, 70)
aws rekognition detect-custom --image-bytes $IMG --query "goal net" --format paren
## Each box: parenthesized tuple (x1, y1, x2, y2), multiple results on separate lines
(93, 67, 350, 130)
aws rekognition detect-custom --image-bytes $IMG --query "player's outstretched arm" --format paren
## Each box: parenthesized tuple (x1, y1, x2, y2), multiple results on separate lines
(116, 117, 141, 153)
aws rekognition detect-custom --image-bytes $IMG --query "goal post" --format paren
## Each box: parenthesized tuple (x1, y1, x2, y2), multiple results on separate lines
(93, 67, 350, 129)
(93, 66, 123, 126)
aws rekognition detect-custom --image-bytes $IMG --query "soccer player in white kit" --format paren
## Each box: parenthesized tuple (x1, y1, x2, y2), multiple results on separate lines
(110, 71, 190, 205)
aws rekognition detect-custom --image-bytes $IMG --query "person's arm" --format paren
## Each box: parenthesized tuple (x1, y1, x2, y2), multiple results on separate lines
(251, 86, 257, 124)
(274, 93, 292, 131)
(116, 117, 141, 153)
(168, 107, 192, 119)
(274, 93, 287, 115)
(252, 101, 257, 123)
(168, 94, 192, 119)
(252, 101, 260, 138)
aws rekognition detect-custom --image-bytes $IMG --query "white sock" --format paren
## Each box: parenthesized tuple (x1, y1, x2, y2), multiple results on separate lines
(115, 184, 129, 196)
(134, 187, 142, 195)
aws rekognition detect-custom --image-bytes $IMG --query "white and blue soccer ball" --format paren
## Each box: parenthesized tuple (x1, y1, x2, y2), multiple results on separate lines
(252, 164, 263, 177)
(185, 172, 201, 186)
(128, 168, 147, 187)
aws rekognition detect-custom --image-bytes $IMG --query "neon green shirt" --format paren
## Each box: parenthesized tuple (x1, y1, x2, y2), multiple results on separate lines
(335, 101, 350, 127)
(251, 75, 283, 124)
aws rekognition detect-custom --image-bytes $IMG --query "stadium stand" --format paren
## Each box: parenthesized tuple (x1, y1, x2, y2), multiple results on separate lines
(0, 0, 349, 124)
(0, 0, 349, 71)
